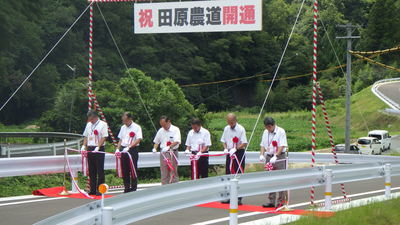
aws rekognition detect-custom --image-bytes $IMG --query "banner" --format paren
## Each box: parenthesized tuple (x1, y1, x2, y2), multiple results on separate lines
(134, 0, 262, 34)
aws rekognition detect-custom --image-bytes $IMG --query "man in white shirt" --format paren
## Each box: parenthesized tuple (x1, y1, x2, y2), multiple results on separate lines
(152, 116, 181, 185)
(185, 118, 212, 179)
(220, 113, 247, 205)
(116, 112, 143, 193)
(259, 117, 288, 208)
(81, 110, 109, 196)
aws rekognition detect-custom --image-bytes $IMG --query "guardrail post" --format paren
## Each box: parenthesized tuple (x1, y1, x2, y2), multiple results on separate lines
(7, 143, 11, 158)
(324, 169, 333, 211)
(53, 140, 56, 156)
(102, 206, 113, 225)
(384, 163, 391, 198)
(71, 169, 79, 193)
(229, 178, 238, 225)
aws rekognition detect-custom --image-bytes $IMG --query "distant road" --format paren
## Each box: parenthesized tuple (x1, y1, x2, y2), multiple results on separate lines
(377, 81, 400, 108)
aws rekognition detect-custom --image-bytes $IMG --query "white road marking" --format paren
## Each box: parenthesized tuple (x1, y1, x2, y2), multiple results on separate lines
(0, 195, 45, 203)
(191, 187, 400, 225)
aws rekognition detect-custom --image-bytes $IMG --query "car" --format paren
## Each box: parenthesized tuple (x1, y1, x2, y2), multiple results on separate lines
(357, 137, 382, 155)
(368, 130, 391, 151)
(334, 144, 360, 154)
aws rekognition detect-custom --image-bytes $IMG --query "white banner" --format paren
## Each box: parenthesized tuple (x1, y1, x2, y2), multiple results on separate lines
(134, 0, 262, 34)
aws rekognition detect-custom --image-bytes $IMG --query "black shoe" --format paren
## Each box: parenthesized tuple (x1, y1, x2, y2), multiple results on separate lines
(262, 203, 276, 208)
(95, 192, 102, 196)
(88, 192, 96, 196)
(220, 200, 230, 204)
(123, 189, 130, 193)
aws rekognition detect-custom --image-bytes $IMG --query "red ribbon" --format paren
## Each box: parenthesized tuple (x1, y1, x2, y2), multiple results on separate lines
(229, 154, 244, 174)
(232, 136, 239, 149)
(115, 151, 123, 177)
(93, 129, 99, 144)
(265, 162, 274, 171)
(129, 131, 135, 144)
(190, 154, 199, 180)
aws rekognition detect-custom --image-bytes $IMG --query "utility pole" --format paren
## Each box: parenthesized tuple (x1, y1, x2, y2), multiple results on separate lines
(336, 23, 360, 153)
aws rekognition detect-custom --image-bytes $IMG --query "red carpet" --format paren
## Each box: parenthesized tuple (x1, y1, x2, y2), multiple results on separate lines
(32, 186, 113, 199)
(197, 202, 334, 218)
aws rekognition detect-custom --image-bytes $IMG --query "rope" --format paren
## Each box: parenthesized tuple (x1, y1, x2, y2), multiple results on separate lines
(0, 2, 93, 112)
(234, 0, 306, 178)
(350, 45, 400, 55)
(351, 53, 400, 73)
(96, 3, 157, 131)
(309, 0, 319, 206)
(180, 73, 270, 87)
(316, 82, 348, 199)
(88, 4, 94, 111)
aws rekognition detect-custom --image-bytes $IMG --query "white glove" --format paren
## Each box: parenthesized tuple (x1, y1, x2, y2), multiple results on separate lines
(161, 146, 170, 152)
(196, 151, 203, 156)
(93, 146, 99, 152)
(270, 155, 277, 164)
(152, 148, 157, 153)
(185, 149, 190, 154)
(115, 148, 120, 153)
(259, 154, 265, 162)
(123, 147, 130, 153)
(223, 148, 229, 153)
(80, 146, 86, 151)
(229, 148, 237, 156)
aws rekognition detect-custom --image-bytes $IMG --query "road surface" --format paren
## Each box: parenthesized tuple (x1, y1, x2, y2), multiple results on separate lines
(377, 81, 400, 108)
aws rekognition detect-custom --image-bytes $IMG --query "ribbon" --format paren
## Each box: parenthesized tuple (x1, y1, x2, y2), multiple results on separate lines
(126, 151, 138, 179)
(265, 162, 274, 171)
(161, 152, 176, 183)
(189, 154, 200, 180)
(232, 136, 239, 149)
(81, 150, 88, 176)
(115, 151, 123, 177)
(229, 154, 244, 174)
(93, 129, 99, 145)
(128, 131, 135, 145)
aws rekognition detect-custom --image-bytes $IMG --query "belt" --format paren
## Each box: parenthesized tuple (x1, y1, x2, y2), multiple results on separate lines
(267, 152, 286, 157)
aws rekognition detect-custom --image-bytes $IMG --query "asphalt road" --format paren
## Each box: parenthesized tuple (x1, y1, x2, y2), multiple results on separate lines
(377, 81, 400, 107)
(0, 174, 399, 225)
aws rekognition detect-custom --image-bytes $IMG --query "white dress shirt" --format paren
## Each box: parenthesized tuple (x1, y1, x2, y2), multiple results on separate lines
(260, 125, 287, 154)
(153, 124, 181, 150)
(83, 120, 109, 146)
(185, 127, 212, 151)
(118, 121, 143, 147)
(220, 123, 248, 149)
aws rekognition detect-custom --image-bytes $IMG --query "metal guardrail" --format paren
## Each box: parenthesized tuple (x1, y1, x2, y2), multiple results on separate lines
(0, 132, 83, 157)
(34, 161, 400, 225)
(0, 132, 83, 139)
(371, 77, 400, 110)
(1, 152, 399, 178)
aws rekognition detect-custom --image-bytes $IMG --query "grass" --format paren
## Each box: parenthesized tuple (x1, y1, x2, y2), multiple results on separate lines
(288, 197, 400, 225)
(206, 86, 400, 152)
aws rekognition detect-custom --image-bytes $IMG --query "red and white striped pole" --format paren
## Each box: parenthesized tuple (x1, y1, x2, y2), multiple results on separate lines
(310, 0, 319, 206)
(316, 83, 348, 200)
(88, 4, 94, 111)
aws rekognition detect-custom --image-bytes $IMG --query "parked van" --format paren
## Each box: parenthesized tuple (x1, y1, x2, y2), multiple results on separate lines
(357, 137, 382, 155)
(368, 130, 391, 151)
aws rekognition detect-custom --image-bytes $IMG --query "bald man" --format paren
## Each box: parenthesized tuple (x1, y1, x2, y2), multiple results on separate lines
(220, 113, 248, 205)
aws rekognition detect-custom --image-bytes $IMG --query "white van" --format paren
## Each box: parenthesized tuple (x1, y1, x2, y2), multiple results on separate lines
(368, 130, 391, 151)
(357, 137, 382, 155)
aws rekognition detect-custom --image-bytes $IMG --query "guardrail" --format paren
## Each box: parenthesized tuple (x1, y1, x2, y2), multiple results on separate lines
(0, 132, 83, 157)
(34, 160, 400, 225)
(371, 77, 400, 110)
(1, 152, 399, 178)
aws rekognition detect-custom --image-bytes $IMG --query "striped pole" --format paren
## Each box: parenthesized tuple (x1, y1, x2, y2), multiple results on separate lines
(88, 4, 94, 111)
(310, 0, 318, 206)
(229, 178, 238, 225)
(316, 83, 348, 200)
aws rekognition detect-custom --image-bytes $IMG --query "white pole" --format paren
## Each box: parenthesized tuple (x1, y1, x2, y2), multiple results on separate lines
(384, 163, 391, 199)
(102, 206, 113, 225)
(324, 169, 333, 211)
(229, 178, 238, 225)
(71, 169, 79, 193)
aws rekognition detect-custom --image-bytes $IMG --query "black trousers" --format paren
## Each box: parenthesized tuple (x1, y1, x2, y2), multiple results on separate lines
(225, 149, 246, 175)
(87, 146, 105, 194)
(191, 151, 209, 179)
(120, 146, 139, 192)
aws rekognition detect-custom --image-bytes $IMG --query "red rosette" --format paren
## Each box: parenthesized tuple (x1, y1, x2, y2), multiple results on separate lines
(129, 131, 135, 137)
(93, 129, 99, 135)
(232, 136, 239, 143)
(166, 141, 172, 146)
(272, 140, 278, 147)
